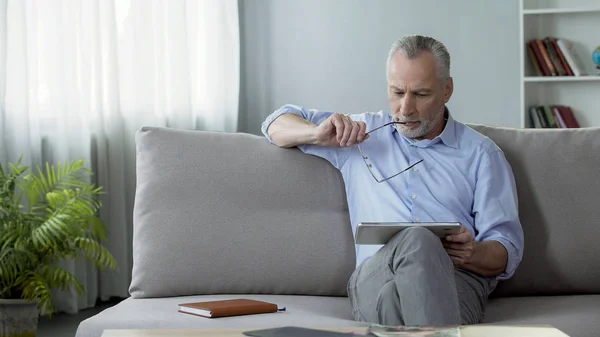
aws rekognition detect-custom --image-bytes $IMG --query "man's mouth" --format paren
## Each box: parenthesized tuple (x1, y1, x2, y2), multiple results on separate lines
(397, 121, 420, 127)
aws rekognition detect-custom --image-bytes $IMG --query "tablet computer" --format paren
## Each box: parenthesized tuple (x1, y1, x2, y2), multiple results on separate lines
(355, 222, 462, 245)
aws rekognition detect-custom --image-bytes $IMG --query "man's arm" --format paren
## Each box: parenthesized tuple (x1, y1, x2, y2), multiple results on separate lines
(466, 241, 508, 276)
(263, 106, 369, 148)
(267, 113, 319, 148)
(443, 147, 524, 279)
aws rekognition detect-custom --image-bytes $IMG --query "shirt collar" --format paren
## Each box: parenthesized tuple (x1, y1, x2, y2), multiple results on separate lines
(393, 107, 458, 149)
(437, 109, 458, 149)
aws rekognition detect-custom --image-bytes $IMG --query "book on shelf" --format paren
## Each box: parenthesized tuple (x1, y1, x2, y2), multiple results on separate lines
(526, 37, 589, 77)
(528, 105, 580, 128)
(543, 38, 566, 76)
(527, 42, 545, 76)
(556, 39, 588, 76)
(549, 38, 574, 76)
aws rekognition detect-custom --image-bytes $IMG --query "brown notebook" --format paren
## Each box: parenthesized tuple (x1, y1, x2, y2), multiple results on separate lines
(178, 299, 279, 318)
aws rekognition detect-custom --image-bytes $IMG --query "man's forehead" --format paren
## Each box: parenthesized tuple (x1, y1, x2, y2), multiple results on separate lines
(387, 70, 439, 89)
(388, 83, 434, 91)
(390, 49, 437, 65)
(387, 75, 437, 89)
(387, 51, 439, 82)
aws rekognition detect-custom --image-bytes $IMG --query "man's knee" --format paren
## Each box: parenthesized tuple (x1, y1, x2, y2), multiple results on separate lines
(388, 226, 444, 252)
(385, 227, 452, 268)
(376, 280, 404, 326)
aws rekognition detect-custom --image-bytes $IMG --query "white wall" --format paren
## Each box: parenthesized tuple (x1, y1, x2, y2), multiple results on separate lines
(238, 0, 520, 134)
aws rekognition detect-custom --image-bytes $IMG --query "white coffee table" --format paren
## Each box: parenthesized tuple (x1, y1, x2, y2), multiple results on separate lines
(102, 325, 570, 337)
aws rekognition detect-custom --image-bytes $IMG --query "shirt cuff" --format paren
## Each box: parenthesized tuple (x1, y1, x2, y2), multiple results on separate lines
(485, 237, 522, 281)
(261, 104, 305, 144)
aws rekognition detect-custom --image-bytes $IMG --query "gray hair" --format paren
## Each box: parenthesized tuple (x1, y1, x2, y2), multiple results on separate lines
(387, 35, 451, 82)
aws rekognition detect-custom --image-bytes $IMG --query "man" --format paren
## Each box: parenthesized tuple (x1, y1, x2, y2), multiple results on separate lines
(261, 35, 524, 326)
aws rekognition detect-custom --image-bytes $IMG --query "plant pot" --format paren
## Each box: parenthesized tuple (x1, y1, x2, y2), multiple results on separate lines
(0, 299, 39, 337)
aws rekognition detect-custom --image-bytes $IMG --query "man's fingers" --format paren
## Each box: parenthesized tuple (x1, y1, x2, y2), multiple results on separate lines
(445, 226, 473, 244)
(357, 122, 367, 142)
(339, 116, 352, 146)
(347, 122, 361, 146)
(442, 242, 467, 250)
(445, 248, 468, 266)
(325, 114, 369, 147)
(449, 256, 464, 265)
(444, 248, 467, 257)
(447, 232, 472, 244)
(332, 115, 345, 144)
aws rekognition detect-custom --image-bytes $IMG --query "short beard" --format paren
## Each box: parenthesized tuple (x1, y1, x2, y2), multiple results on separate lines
(394, 105, 445, 139)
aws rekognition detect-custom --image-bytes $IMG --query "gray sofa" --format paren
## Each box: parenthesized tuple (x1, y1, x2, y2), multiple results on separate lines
(76, 124, 600, 337)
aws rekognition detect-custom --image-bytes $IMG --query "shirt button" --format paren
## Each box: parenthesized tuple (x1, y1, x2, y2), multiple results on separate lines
(413, 167, 418, 172)
(412, 194, 417, 200)
(415, 218, 421, 222)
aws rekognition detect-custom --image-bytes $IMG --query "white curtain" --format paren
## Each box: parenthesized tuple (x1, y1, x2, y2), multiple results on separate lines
(0, 0, 239, 313)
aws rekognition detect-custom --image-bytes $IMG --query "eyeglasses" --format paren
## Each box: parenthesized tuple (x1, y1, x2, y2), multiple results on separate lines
(357, 121, 424, 183)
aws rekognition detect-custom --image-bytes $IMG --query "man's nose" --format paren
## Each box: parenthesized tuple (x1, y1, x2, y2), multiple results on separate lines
(399, 95, 416, 116)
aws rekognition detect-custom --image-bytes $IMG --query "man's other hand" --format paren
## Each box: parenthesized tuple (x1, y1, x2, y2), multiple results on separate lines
(442, 226, 476, 266)
(315, 113, 369, 147)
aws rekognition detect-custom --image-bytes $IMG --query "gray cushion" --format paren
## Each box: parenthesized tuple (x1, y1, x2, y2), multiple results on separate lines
(468, 125, 600, 297)
(485, 295, 600, 337)
(129, 127, 356, 298)
(75, 295, 364, 337)
(76, 294, 599, 337)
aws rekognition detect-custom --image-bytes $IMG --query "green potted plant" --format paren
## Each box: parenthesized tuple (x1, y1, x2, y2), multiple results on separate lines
(0, 159, 117, 337)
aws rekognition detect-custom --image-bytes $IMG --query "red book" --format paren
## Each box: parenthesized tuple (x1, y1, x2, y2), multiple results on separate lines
(536, 39, 557, 76)
(529, 40, 551, 76)
(527, 43, 543, 76)
(555, 106, 580, 128)
(549, 37, 574, 76)
(178, 299, 280, 318)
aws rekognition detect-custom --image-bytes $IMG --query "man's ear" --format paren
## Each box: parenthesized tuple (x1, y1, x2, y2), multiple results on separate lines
(443, 77, 454, 103)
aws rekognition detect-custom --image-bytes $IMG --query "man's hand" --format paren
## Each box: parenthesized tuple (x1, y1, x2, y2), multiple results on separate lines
(442, 226, 476, 266)
(314, 113, 369, 147)
(442, 226, 509, 277)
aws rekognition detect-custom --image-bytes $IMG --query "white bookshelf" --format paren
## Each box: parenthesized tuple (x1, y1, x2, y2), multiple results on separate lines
(523, 7, 600, 15)
(520, 0, 600, 128)
(524, 76, 600, 83)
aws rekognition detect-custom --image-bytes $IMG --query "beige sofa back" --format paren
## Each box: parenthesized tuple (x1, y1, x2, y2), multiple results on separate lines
(469, 125, 600, 297)
(129, 127, 356, 298)
(129, 125, 600, 299)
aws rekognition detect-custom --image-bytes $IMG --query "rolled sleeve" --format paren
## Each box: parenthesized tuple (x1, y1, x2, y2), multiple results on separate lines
(473, 147, 525, 280)
(261, 104, 334, 144)
(261, 104, 299, 144)
(485, 236, 521, 280)
(260, 104, 350, 169)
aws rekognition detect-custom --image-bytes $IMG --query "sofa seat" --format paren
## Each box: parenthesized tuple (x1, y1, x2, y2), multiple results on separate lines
(484, 295, 600, 337)
(76, 127, 600, 337)
(75, 294, 365, 337)
(77, 294, 600, 337)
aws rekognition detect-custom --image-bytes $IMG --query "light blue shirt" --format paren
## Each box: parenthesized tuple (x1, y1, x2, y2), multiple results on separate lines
(261, 104, 524, 280)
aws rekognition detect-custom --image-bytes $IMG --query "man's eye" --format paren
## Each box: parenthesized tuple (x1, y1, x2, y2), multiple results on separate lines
(416, 93, 428, 97)
(395, 92, 404, 96)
